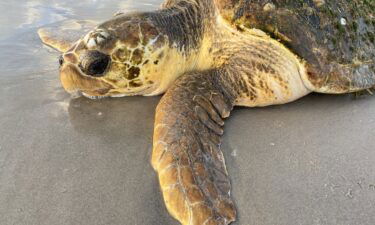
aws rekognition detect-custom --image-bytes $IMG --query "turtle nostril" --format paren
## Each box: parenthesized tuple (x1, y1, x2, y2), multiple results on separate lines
(80, 50, 110, 77)
(59, 55, 64, 67)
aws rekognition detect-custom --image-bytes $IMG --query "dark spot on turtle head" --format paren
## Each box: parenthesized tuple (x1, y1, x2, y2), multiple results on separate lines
(143, 60, 149, 65)
(127, 66, 141, 80)
(123, 63, 130, 69)
(131, 49, 144, 65)
(113, 48, 131, 62)
(154, 60, 159, 65)
(157, 51, 164, 60)
(129, 80, 143, 88)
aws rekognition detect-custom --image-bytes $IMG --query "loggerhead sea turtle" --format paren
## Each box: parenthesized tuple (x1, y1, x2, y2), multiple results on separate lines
(38, 0, 375, 224)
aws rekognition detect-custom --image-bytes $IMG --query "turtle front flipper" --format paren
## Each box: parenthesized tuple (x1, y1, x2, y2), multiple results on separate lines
(38, 20, 97, 52)
(152, 70, 237, 225)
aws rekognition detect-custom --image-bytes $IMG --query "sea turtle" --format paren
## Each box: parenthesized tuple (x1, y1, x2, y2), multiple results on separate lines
(38, 0, 375, 224)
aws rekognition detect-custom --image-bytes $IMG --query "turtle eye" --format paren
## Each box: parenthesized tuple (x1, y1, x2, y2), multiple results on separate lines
(80, 50, 110, 77)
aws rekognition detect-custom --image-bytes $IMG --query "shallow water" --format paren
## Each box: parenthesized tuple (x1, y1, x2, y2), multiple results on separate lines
(1, 1, 375, 225)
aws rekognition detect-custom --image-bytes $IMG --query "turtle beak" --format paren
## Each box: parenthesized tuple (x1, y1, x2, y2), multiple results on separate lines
(60, 63, 113, 97)
(59, 50, 113, 97)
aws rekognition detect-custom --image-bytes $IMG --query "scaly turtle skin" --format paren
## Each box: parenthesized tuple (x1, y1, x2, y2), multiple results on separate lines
(38, 0, 375, 224)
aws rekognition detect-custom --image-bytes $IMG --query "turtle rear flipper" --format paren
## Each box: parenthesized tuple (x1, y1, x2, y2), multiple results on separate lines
(152, 70, 236, 225)
(38, 20, 97, 52)
(301, 62, 375, 94)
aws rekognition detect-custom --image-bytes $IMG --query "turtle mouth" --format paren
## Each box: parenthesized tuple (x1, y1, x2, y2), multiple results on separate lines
(81, 92, 108, 100)
(60, 63, 113, 98)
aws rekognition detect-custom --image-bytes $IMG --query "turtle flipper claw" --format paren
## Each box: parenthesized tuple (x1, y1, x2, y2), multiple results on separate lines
(193, 95, 225, 126)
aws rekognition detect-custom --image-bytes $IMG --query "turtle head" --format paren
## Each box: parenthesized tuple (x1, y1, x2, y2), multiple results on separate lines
(59, 13, 173, 98)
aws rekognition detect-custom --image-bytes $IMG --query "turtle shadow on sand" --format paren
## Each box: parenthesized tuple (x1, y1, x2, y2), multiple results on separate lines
(67, 96, 180, 225)
(67, 96, 160, 139)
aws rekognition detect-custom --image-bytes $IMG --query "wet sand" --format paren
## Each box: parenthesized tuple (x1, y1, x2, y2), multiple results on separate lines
(1, 1, 375, 225)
